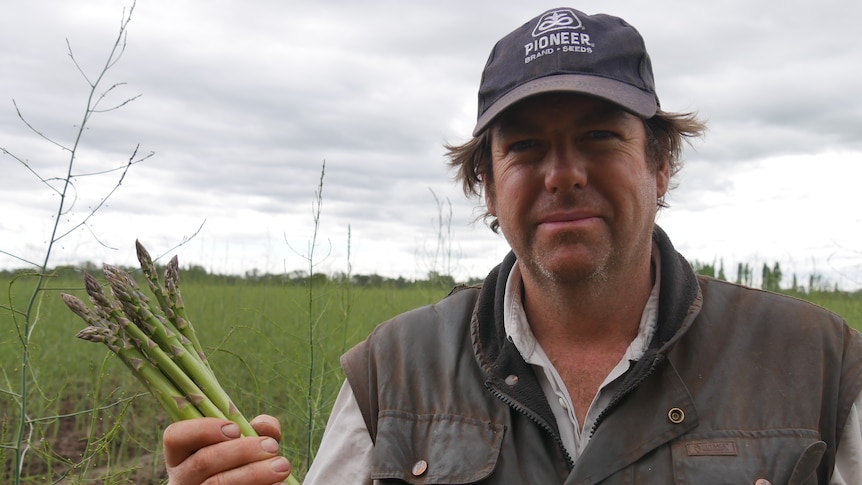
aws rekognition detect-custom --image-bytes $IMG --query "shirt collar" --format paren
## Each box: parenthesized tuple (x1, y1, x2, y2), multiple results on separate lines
(503, 244, 662, 366)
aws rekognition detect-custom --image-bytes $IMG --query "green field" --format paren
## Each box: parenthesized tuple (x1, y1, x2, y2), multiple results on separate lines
(0, 269, 451, 483)
(1, 269, 860, 483)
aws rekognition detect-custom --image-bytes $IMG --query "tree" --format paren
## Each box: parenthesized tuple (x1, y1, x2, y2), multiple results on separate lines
(736, 262, 753, 287)
(692, 260, 715, 278)
(761, 262, 783, 292)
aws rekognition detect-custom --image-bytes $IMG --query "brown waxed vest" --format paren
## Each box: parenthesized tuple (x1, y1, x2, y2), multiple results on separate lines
(342, 227, 862, 484)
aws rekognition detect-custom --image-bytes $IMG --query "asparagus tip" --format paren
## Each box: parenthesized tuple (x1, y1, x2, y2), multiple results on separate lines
(76, 326, 113, 343)
(61, 292, 85, 311)
(136, 240, 156, 274)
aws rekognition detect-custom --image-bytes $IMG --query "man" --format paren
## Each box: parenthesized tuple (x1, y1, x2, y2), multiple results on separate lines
(164, 7, 862, 484)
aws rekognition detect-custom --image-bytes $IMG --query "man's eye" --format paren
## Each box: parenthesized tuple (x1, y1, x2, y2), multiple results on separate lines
(586, 130, 618, 140)
(509, 139, 538, 151)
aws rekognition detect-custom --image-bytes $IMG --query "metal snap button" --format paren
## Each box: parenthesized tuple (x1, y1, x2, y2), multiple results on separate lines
(505, 374, 519, 386)
(412, 459, 428, 476)
(667, 407, 685, 424)
(754, 479, 772, 485)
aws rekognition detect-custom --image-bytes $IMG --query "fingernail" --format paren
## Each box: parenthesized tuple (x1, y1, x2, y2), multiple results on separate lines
(221, 423, 241, 439)
(271, 456, 291, 473)
(260, 437, 280, 453)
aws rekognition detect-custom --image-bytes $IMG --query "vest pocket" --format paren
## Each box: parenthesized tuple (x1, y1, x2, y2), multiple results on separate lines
(370, 410, 506, 484)
(670, 429, 824, 485)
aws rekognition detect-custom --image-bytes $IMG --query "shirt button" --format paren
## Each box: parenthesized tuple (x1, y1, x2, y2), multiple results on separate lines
(558, 397, 568, 410)
(412, 459, 428, 476)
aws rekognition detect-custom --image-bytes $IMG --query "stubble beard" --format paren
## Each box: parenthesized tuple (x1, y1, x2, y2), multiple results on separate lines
(522, 231, 614, 299)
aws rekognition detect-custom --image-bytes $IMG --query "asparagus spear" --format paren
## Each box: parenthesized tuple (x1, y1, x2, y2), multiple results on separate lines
(79, 272, 229, 422)
(63, 293, 204, 422)
(98, 263, 256, 436)
(165, 254, 210, 368)
(135, 241, 210, 370)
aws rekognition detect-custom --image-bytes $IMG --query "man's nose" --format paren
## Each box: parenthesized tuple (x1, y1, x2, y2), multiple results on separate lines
(545, 144, 587, 193)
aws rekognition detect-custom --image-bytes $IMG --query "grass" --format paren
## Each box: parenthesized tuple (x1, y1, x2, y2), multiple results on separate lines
(786, 290, 862, 332)
(0, 269, 450, 482)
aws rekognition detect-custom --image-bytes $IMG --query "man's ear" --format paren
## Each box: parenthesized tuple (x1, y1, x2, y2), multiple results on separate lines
(484, 181, 496, 216)
(655, 159, 670, 198)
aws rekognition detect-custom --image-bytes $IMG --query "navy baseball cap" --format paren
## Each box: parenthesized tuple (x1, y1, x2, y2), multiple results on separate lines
(473, 7, 659, 136)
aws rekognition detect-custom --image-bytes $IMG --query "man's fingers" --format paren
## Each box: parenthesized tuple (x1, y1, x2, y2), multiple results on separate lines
(163, 416, 291, 484)
(163, 418, 240, 468)
(206, 454, 292, 485)
(250, 414, 282, 441)
(171, 435, 289, 484)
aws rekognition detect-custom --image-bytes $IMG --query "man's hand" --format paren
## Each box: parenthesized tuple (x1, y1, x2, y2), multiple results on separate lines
(164, 415, 292, 484)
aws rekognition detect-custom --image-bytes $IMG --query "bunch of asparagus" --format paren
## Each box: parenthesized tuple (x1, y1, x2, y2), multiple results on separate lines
(62, 241, 300, 484)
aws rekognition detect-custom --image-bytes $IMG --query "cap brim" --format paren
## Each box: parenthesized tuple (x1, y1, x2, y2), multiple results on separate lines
(472, 74, 658, 136)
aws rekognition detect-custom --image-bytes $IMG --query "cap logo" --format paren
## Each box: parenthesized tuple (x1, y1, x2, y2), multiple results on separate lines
(532, 9, 583, 36)
(525, 8, 593, 64)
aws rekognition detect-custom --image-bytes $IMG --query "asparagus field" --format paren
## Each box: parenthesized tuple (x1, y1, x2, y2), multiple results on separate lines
(1, 265, 860, 483)
(1, 265, 451, 483)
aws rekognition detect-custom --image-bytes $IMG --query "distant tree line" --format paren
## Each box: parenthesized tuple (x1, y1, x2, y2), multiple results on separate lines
(690, 259, 843, 294)
(0, 263, 471, 290)
(0, 260, 848, 294)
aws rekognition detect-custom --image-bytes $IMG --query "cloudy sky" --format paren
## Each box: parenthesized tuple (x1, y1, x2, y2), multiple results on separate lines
(1, 0, 860, 290)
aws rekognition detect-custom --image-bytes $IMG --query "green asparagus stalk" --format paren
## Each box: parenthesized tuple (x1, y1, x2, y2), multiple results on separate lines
(80, 272, 229, 422)
(62, 243, 301, 485)
(63, 294, 204, 422)
(135, 241, 211, 370)
(101, 264, 255, 436)
(165, 254, 210, 368)
(134, 240, 172, 320)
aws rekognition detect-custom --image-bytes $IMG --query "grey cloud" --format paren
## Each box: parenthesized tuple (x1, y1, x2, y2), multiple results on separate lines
(1, 0, 860, 285)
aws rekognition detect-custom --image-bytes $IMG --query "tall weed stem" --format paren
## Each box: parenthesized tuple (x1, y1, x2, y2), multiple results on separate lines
(0, 4, 150, 483)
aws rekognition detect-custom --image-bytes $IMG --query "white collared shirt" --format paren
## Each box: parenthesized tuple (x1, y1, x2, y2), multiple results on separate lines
(501, 254, 661, 458)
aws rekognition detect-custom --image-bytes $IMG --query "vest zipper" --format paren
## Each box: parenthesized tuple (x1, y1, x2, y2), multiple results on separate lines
(590, 353, 663, 437)
(486, 382, 576, 470)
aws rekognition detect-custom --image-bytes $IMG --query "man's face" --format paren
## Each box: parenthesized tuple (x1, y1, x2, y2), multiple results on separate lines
(485, 93, 669, 288)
